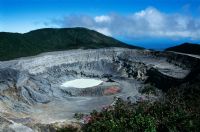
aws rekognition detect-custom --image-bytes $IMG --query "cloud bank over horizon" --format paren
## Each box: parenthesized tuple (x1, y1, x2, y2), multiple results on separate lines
(46, 7, 200, 41)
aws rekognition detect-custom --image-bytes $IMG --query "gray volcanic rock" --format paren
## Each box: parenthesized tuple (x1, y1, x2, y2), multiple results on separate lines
(0, 48, 192, 131)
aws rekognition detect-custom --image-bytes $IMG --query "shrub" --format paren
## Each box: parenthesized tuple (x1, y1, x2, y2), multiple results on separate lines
(57, 125, 79, 132)
(141, 83, 157, 95)
(82, 99, 156, 132)
(81, 96, 200, 132)
(74, 113, 84, 120)
(58, 83, 200, 132)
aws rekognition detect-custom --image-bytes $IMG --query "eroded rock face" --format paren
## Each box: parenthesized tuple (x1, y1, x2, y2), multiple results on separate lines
(0, 48, 192, 131)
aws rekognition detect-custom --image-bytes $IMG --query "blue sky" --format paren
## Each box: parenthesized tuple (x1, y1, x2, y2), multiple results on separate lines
(1, 0, 200, 49)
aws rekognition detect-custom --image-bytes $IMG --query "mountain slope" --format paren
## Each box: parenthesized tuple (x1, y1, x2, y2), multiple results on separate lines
(165, 43, 200, 55)
(0, 27, 142, 61)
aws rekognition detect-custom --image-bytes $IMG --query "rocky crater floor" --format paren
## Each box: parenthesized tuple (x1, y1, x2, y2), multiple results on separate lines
(0, 48, 192, 131)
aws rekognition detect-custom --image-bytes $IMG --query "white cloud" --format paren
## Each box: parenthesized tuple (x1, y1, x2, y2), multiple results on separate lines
(94, 15, 111, 23)
(95, 27, 112, 36)
(48, 7, 200, 40)
(134, 7, 165, 30)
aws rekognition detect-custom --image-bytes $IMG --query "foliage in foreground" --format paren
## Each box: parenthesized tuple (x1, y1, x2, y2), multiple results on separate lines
(82, 98, 199, 132)
(58, 82, 200, 132)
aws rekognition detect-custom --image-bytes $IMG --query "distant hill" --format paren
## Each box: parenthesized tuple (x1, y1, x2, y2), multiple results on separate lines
(165, 43, 200, 55)
(0, 27, 142, 61)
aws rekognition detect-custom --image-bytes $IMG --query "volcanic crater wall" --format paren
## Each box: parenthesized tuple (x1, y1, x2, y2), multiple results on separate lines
(0, 48, 191, 113)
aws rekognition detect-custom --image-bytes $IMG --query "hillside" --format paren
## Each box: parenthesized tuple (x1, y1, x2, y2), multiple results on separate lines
(0, 27, 141, 61)
(165, 43, 200, 55)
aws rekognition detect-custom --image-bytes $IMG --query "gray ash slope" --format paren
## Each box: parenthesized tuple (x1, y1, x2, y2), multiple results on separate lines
(0, 47, 198, 131)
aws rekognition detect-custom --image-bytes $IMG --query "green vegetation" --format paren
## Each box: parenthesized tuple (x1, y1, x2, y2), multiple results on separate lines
(165, 43, 200, 55)
(0, 27, 141, 61)
(140, 83, 157, 95)
(81, 97, 199, 132)
(57, 125, 79, 132)
(74, 113, 84, 120)
(82, 99, 157, 132)
(57, 81, 200, 132)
